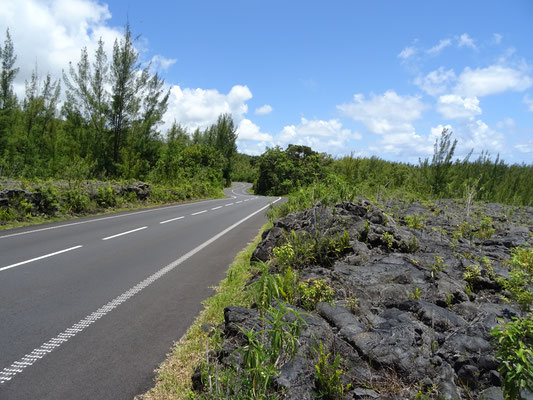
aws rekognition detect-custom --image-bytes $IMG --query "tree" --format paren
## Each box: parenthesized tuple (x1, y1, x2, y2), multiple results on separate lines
(0, 28, 19, 154)
(205, 114, 238, 186)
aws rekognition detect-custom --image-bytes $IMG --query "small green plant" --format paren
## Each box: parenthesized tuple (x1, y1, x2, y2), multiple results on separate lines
(498, 247, 533, 312)
(276, 266, 299, 304)
(408, 287, 422, 300)
(314, 342, 351, 400)
(405, 214, 425, 229)
(345, 292, 359, 313)
(0, 207, 15, 222)
(445, 293, 454, 308)
(430, 254, 447, 278)
(298, 278, 335, 311)
(490, 316, 533, 399)
(382, 232, 394, 249)
(476, 216, 495, 240)
(273, 243, 295, 269)
(463, 265, 482, 284)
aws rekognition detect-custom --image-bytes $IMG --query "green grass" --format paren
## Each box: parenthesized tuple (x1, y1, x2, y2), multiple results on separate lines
(0, 192, 224, 231)
(137, 224, 269, 400)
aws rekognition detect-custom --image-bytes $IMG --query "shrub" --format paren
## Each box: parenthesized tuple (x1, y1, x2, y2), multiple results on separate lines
(405, 214, 425, 229)
(314, 341, 351, 400)
(491, 316, 533, 399)
(63, 188, 92, 214)
(298, 278, 335, 311)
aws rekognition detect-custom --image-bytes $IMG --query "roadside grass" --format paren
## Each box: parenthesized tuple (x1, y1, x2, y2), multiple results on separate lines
(0, 193, 224, 231)
(137, 223, 269, 400)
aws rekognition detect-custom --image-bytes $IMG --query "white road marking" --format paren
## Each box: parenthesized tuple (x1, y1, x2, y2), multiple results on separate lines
(0, 246, 83, 273)
(102, 226, 147, 241)
(236, 201, 243, 204)
(159, 216, 184, 224)
(225, 203, 234, 207)
(191, 210, 207, 216)
(244, 199, 250, 202)
(0, 197, 281, 385)
(211, 206, 222, 210)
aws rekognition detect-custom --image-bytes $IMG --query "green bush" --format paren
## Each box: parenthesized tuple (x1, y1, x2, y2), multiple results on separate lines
(63, 189, 92, 214)
(314, 341, 351, 400)
(491, 316, 533, 399)
(35, 183, 60, 215)
(298, 278, 335, 311)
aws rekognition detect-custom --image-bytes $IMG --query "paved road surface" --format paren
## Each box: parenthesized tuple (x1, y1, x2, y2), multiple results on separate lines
(0, 182, 279, 399)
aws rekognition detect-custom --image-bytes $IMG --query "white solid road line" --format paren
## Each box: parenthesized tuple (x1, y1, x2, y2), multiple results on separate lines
(102, 227, 147, 241)
(159, 216, 185, 224)
(0, 197, 281, 385)
(191, 210, 207, 216)
(0, 246, 83, 273)
(211, 206, 222, 210)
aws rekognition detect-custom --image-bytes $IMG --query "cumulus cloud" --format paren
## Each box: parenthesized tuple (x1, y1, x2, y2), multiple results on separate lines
(398, 46, 416, 60)
(524, 95, 533, 112)
(414, 67, 456, 96)
(164, 85, 252, 131)
(0, 0, 123, 97)
(458, 33, 476, 49)
(437, 95, 482, 119)
(515, 142, 533, 153)
(277, 118, 357, 153)
(237, 119, 273, 142)
(150, 55, 176, 72)
(454, 65, 532, 97)
(427, 39, 451, 55)
(338, 90, 426, 134)
(254, 104, 273, 115)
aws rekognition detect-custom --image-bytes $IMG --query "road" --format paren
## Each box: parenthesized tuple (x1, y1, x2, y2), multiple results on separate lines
(0, 182, 280, 399)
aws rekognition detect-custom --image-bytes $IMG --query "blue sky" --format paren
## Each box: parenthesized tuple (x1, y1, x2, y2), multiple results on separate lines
(2, 1, 533, 163)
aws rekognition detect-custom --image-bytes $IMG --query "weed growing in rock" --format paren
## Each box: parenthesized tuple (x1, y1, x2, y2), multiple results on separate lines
(345, 291, 359, 313)
(463, 265, 482, 285)
(298, 279, 335, 311)
(490, 316, 533, 399)
(408, 287, 422, 300)
(405, 214, 425, 229)
(475, 216, 495, 240)
(314, 342, 351, 400)
(498, 247, 533, 311)
(382, 232, 394, 248)
(276, 266, 299, 304)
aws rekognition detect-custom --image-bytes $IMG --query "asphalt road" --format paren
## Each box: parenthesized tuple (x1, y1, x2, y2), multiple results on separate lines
(0, 182, 280, 399)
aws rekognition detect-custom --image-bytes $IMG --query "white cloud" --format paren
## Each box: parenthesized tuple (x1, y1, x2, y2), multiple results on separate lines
(164, 85, 252, 131)
(458, 33, 476, 49)
(492, 33, 503, 45)
(414, 67, 456, 96)
(254, 104, 273, 115)
(427, 39, 451, 55)
(524, 95, 533, 112)
(515, 142, 533, 153)
(236, 119, 273, 142)
(277, 118, 357, 153)
(0, 0, 123, 98)
(454, 65, 532, 97)
(437, 95, 482, 119)
(338, 90, 426, 134)
(150, 55, 176, 72)
(496, 117, 515, 129)
(398, 46, 416, 60)
(456, 119, 504, 155)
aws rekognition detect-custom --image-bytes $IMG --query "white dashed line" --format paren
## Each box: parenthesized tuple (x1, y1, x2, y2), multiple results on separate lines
(191, 210, 207, 216)
(0, 197, 281, 385)
(102, 226, 147, 241)
(211, 206, 222, 210)
(0, 246, 83, 273)
(236, 201, 243, 204)
(159, 216, 184, 224)
(225, 203, 234, 207)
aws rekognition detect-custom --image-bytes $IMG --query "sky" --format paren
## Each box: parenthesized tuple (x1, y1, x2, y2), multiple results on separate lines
(1, 0, 533, 163)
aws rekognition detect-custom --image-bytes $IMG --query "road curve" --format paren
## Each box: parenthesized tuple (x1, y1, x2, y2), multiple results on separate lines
(0, 182, 280, 399)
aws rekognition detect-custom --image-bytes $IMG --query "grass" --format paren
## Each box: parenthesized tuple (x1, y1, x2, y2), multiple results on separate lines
(137, 223, 270, 400)
(0, 193, 224, 231)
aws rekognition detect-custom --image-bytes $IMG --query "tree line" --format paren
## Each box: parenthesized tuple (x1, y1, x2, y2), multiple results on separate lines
(0, 26, 237, 190)
(254, 130, 533, 206)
